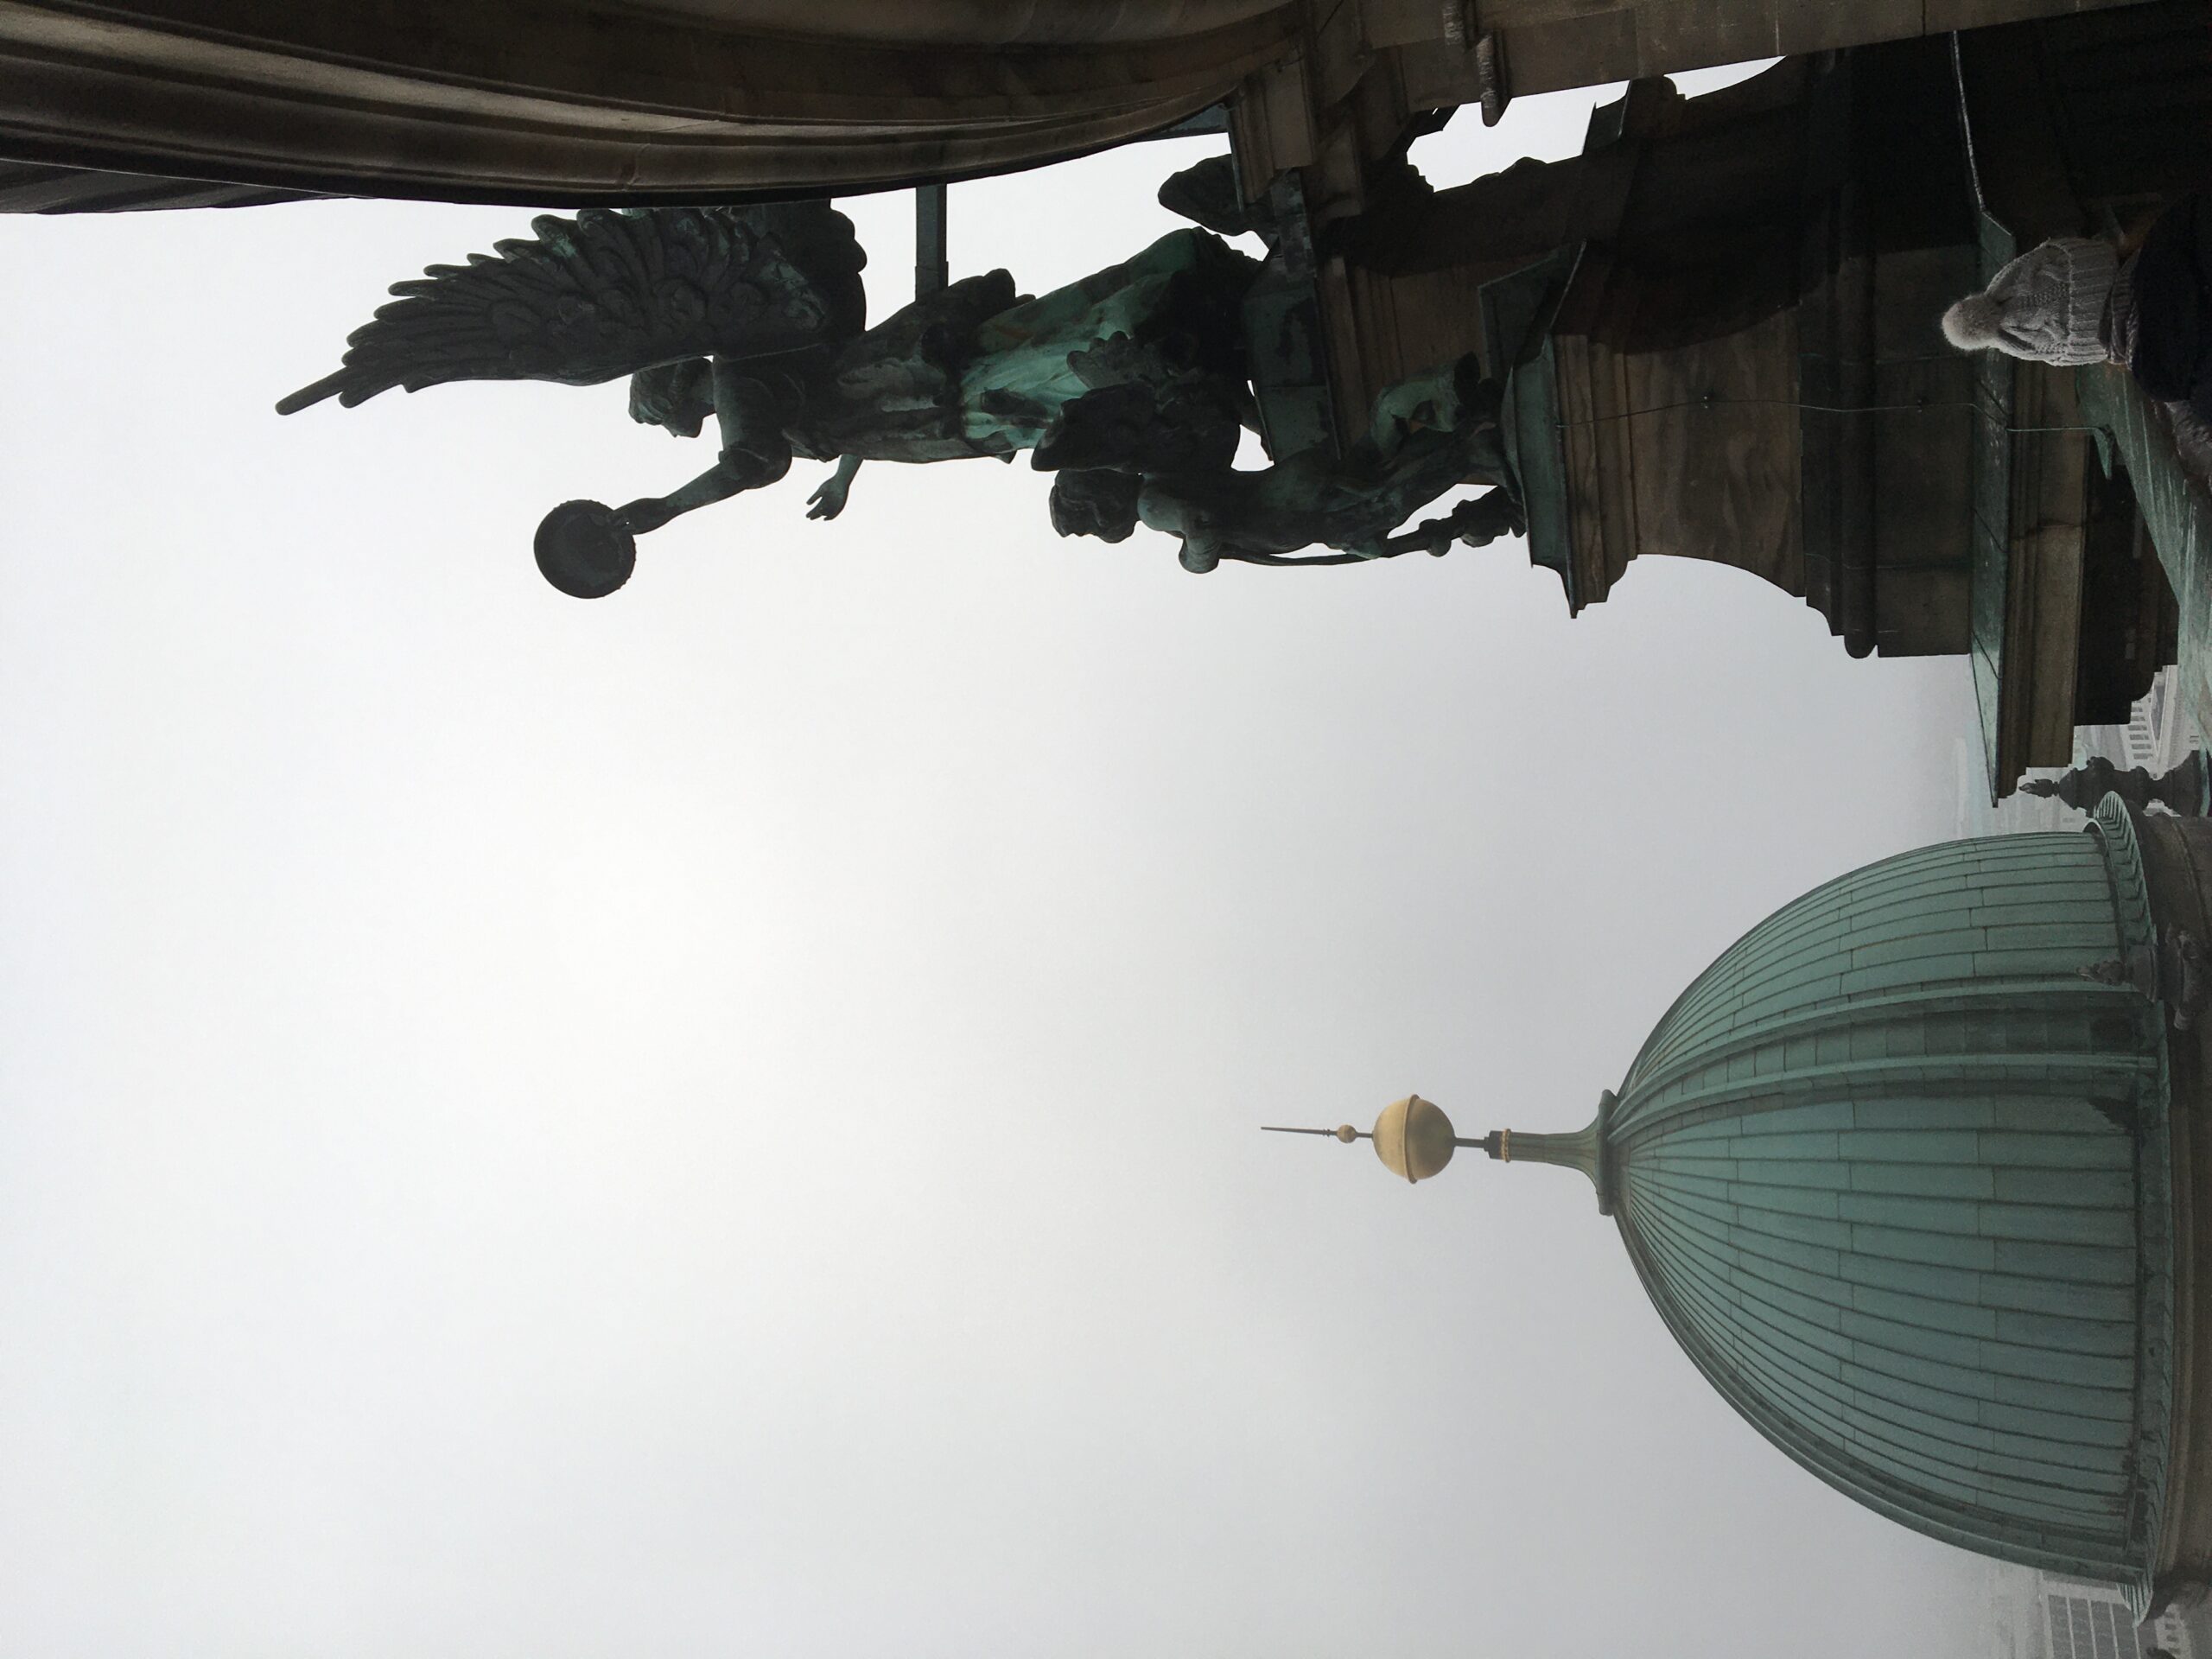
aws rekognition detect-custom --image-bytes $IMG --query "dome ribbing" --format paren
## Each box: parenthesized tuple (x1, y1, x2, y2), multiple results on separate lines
(1606, 808, 2175, 1604)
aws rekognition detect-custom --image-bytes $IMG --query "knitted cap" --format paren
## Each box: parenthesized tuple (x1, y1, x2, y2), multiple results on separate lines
(1942, 237, 2119, 366)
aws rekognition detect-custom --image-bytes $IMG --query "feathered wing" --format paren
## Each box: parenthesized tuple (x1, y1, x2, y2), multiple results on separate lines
(278, 202, 866, 414)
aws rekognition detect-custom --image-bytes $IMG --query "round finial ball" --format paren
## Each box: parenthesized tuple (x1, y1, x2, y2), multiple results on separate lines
(535, 499, 636, 599)
(1371, 1094, 1458, 1183)
(1334, 1124, 1359, 1143)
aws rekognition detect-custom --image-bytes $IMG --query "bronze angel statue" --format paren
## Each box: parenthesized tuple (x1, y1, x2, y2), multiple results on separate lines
(280, 195, 1521, 595)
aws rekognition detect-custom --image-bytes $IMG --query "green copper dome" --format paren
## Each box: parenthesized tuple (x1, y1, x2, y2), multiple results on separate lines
(1605, 804, 2176, 1604)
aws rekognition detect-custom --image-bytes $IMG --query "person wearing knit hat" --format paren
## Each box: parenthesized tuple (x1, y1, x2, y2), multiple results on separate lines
(1940, 236, 2120, 366)
(1942, 194, 2212, 429)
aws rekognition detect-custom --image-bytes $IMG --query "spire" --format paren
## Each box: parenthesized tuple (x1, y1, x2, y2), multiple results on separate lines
(1264, 1092, 1614, 1208)
(1487, 1120, 1605, 1190)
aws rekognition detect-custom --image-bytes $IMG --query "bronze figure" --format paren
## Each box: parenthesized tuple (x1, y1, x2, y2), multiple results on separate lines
(282, 197, 1518, 595)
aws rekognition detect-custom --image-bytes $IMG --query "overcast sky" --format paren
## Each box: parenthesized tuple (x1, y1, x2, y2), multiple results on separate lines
(0, 71, 1991, 1659)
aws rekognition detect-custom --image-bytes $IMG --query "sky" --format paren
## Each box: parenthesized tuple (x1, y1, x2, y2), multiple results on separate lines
(0, 70, 1990, 1659)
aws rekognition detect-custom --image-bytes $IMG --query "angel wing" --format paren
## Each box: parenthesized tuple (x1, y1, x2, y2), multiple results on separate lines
(277, 202, 866, 414)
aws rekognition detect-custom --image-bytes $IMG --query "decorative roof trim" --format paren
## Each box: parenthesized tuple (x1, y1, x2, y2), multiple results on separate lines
(2088, 798, 2178, 1617)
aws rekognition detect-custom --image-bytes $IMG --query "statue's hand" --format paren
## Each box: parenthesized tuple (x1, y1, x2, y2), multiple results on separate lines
(805, 474, 849, 521)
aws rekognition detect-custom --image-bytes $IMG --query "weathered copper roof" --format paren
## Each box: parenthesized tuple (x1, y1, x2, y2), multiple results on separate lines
(1606, 811, 2175, 1605)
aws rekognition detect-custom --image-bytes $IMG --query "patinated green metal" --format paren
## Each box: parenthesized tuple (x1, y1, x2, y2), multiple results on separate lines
(2076, 361, 2212, 755)
(1594, 818, 2176, 1605)
(1484, 247, 1580, 610)
(1493, 1092, 1615, 1214)
(1967, 212, 2018, 801)
(278, 194, 1524, 594)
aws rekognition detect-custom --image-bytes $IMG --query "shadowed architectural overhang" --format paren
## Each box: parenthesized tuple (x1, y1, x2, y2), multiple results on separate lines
(0, 1, 1294, 209)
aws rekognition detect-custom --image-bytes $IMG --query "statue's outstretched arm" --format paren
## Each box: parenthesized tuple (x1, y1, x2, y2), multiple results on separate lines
(1360, 486, 1524, 558)
(1217, 548, 1381, 567)
(614, 360, 792, 537)
(1173, 480, 1522, 571)
(613, 458, 769, 536)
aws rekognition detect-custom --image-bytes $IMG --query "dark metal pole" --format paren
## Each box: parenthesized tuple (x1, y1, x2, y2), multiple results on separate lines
(915, 183, 948, 298)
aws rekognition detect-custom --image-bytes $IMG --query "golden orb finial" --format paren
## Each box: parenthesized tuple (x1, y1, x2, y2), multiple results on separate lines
(1262, 1100, 1469, 1183)
(1370, 1094, 1459, 1182)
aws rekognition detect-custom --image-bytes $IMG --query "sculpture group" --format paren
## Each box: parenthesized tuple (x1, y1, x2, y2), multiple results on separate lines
(279, 184, 1524, 597)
